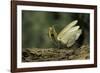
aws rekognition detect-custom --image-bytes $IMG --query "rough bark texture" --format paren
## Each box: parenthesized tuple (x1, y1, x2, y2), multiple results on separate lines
(22, 44, 89, 62)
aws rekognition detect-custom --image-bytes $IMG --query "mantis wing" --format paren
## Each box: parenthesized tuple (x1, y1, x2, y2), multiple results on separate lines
(57, 20, 78, 41)
(66, 29, 82, 47)
(57, 20, 82, 47)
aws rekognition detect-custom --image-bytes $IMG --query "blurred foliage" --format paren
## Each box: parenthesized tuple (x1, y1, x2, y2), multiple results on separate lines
(22, 10, 90, 48)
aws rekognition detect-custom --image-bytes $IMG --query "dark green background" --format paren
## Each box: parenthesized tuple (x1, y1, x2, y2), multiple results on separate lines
(22, 10, 90, 48)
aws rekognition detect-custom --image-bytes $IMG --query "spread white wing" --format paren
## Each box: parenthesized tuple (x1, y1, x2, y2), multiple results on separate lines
(66, 29, 82, 47)
(57, 20, 82, 47)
